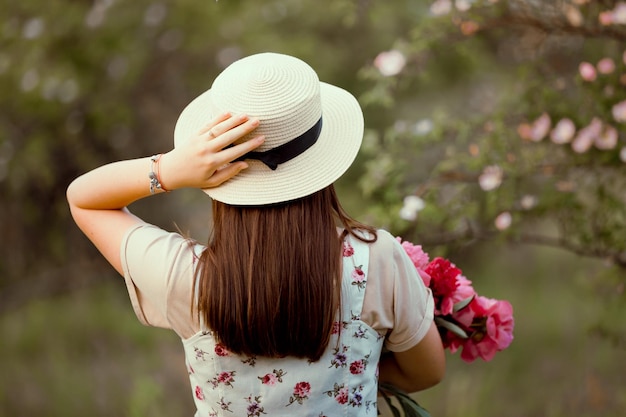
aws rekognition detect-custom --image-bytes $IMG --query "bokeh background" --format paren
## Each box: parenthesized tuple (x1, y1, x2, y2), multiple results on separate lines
(1, 1, 625, 416)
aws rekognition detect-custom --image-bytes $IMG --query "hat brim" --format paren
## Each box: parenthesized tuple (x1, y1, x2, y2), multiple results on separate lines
(173, 82, 364, 205)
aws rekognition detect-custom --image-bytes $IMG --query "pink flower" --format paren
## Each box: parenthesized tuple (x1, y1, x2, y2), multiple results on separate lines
(597, 57, 616, 74)
(550, 118, 576, 144)
(218, 371, 235, 384)
(293, 381, 311, 398)
(595, 125, 618, 150)
(478, 165, 503, 191)
(461, 21, 480, 36)
(399, 195, 425, 221)
(579, 62, 597, 81)
(260, 373, 278, 385)
(195, 386, 205, 401)
(424, 257, 475, 315)
(612, 100, 626, 123)
(396, 237, 430, 270)
(349, 360, 365, 375)
(451, 296, 515, 362)
(441, 274, 475, 316)
(494, 211, 512, 231)
(571, 118, 602, 153)
(335, 387, 349, 404)
(351, 267, 365, 283)
(331, 321, 341, 334)
(599, 11, 613, 25)
(374, 50, 406, 77)
(517, 122, 532, 140)
(430, 0, 452, 16)
(342, 242, 354, 257)
(214, 343, 229, 357)
(613, 3, 626, 24)
(529, 113, 551, 141)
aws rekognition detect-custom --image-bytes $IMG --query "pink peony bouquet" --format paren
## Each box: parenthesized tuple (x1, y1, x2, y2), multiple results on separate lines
(397, 237, 515, 362)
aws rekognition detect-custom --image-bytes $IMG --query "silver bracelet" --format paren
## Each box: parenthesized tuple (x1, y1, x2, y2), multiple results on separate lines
(149, 154, 165, 194)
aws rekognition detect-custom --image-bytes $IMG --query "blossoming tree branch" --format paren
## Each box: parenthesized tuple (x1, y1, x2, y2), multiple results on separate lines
(357, 0, 626, 273)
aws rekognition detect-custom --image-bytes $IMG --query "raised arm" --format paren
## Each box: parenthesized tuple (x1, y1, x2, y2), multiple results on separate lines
(66, 113, 263, 275)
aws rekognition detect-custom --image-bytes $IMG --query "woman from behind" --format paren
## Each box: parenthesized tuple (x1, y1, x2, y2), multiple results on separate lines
(67, 52, 445, 416)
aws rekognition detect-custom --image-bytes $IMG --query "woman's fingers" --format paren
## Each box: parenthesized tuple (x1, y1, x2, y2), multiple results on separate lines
(205, 161, 249, 187)
(202, 113, 253, 140)
(197, 112, 232, 136)
(213, 135, 265, 165)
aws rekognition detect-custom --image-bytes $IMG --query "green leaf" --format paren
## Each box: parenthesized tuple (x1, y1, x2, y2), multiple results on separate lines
(453, 295, 475, 312)
(435, 316, 469, 339)
(378, 383, 432, 417)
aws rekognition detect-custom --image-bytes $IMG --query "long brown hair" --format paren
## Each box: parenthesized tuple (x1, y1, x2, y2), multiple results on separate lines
(194, 184, 376, 361)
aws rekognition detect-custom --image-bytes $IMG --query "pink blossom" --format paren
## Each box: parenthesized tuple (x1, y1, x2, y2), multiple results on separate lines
(342, 242, 354, 257)
(565, 5, 583, 27)
(430, 0, 453, 16)
(399, 195, 425, 221)
(595, 125, 618, 150)
(293, 381, 311, 398)
(195, 386, 205, 401)
(461, 21, 480, 36)
(374, 50, 406, 77)
(351, 267, 365, 283)
(571, 118, 602, 153)
(579, 62, 596, 81)
(451, 296, 515, 362)
(214, 343, 229, 357)
(529, 113, 551, 141)
(599, 11, 614, 25)
(260, 373, 278, 386)
(520, 194, 538, 210)
(613, 2, 626, 24)
(424, 257, 475, 315)
(517, 122, 532, 140)
(397, 237, 431, 286)
(440, 274, 475, 316)
(494, 212, 512, 230)
(455, 0, 472, 12)
(396, 237, 430, 270)
(331, 321, 341, 334)
(550, 118, 576, 144)
(349, 360, 365, 375)
(612, 100, 626, 123)
(335, 387, 349, 404)
(478, 165, 503, 191)
(597, 57, 616, 74)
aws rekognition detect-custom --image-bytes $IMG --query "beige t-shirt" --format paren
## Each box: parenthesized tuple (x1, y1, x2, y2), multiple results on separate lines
(121, 224, 434, 352)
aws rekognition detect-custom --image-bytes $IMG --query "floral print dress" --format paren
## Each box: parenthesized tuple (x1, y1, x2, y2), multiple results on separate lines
(182, 234, 385, 417)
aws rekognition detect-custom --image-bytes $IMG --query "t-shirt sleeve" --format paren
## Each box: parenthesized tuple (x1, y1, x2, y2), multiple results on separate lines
(361, 230, 434, 352)
(120, 223, 201, 335)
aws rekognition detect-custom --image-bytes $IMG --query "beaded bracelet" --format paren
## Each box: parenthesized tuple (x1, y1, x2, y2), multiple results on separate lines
(149, 154, 168, 194)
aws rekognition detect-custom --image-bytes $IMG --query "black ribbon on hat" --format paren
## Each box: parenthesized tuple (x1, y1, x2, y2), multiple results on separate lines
(233, 117, 323, 170)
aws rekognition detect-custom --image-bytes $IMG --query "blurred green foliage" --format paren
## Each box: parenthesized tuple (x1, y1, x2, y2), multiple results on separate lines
(2, 0, 626, 416)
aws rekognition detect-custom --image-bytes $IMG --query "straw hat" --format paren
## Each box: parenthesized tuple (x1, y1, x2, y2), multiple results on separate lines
(173, 52, 364, 205)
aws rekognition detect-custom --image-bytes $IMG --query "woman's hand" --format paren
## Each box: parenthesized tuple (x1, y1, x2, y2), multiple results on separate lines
(158, 112, 264, 191)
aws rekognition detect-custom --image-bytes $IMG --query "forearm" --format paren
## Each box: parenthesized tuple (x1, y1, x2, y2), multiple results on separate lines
(378, 324, 446, 393)
(67, 157, 164, 210)
(378, 353, 435, 393)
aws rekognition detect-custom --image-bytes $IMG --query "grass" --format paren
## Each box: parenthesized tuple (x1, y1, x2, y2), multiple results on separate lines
(1, 244, 624, 416)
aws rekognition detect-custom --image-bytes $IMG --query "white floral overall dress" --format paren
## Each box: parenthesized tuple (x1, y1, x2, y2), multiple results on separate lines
(182, 234, 385, 417)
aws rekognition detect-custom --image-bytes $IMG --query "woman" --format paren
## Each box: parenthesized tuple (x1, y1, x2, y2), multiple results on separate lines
(67, 52, 444, 416)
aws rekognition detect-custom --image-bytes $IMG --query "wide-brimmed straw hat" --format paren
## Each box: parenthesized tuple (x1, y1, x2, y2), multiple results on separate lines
(173, 52, 364, 205)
